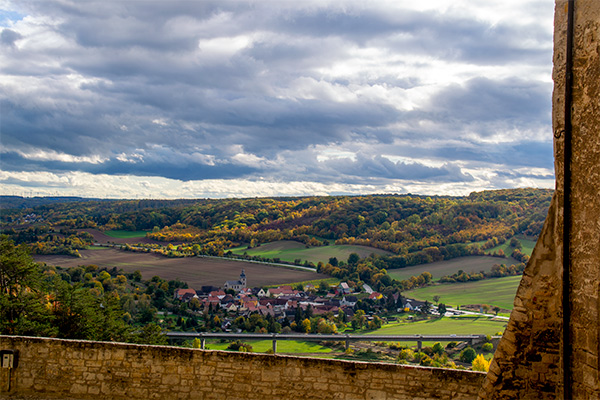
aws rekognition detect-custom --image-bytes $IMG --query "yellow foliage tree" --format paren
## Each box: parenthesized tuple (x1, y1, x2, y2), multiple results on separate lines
(472, 354, 490, 372)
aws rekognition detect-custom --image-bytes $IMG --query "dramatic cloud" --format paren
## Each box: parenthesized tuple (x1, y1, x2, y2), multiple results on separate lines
(0, 0, 555, 198)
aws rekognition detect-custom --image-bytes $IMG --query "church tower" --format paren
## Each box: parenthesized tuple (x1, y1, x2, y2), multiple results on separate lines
(240, 269, 246, 288)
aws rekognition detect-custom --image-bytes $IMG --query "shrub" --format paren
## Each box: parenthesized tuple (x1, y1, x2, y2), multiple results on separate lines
(412, 351, 427, 363)
(482, 342, 494, 353)
(472, 354, 491, 372)
(459, 347, 477, 363)
(398, 348, 414, 360)
(227, 340, 253, 352)
(446, 341, 458, 349)
(388, 342, 405, 350)
(419, 355, 434, 366)
(432, 342, 444, 355)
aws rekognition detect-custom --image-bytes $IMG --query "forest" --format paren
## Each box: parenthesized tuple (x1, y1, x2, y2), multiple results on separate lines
(1, 189, 551, 255)
(1, 188, 551, 295)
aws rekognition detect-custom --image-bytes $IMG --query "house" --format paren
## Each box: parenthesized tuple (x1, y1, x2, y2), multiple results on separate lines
(338, 282, 352, 294)
(362, 284, 374, 294)
(341, 295, 358, 307)
(267, 286, 299, 298)
(209, 290, 226, 299)
(224, 270, 247, 292)
(402, 298, 427, 312)
(174, 288, 197, 300)
(368, 292, 383, 301)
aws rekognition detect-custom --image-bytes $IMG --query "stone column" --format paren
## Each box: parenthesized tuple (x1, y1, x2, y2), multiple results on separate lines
(478, 1, 600, 399)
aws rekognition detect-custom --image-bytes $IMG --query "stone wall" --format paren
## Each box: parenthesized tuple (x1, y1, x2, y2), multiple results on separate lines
(478, 1, 600, 399)
(0, 335, 485, 400)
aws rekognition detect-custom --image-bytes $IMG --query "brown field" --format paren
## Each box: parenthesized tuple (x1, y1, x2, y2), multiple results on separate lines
(34, 248, 327, 288)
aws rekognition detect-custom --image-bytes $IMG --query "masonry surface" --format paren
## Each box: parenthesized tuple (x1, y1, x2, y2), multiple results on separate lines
(0, 336, 484, 400)
(478, 1, 600, 399)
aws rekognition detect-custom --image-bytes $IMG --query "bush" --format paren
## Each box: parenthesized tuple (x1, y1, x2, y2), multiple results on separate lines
(412, 351, 427, 363)
(446, 341, 458, 349)
(419, 355, 434, 366)
(388, 342, 406, 350)
(398, 348, 414, 360)
(459, 347, 477, 363)
(432, 342, 444, 355)
(482, 342, 494, 353)
(472, 354, 490, 372)
(226, 340, 253, 352)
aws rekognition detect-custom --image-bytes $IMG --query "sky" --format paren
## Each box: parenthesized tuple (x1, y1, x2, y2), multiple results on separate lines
(0, 0, 556, 199)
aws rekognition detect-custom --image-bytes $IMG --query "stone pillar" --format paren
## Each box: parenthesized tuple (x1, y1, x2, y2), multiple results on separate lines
(478, 1, 600, 399)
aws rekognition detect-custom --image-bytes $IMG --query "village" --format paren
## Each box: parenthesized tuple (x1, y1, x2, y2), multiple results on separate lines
(172, 270, 430, 333)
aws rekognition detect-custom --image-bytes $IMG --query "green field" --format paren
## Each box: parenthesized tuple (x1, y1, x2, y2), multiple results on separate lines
(229, 240, 391, 265)
(366, 316, 507, 339)
(486, 236, 537, 257)
(204, 339, 333, 354)
(406, 275, 521, 310)
(103, 230, 148, 239)
(86, 245, 111, 250)
(387, 256, 521, 282)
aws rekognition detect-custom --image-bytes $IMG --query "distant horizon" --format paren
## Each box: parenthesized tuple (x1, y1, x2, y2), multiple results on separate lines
(1, 186, 554, 203)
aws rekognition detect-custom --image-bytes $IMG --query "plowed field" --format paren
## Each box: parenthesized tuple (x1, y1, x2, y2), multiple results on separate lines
(34, 248, 326, 288)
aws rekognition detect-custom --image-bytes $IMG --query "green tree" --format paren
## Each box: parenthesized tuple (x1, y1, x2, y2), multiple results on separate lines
(0, 235, 54, 336)
(347, 253, 360, 265)
(438, 303, 447, 316)
(351, 310, 366, 330)
(133, 322, 167, 345)
(432, 342, 444, 355)
(459, 347, 477, 363)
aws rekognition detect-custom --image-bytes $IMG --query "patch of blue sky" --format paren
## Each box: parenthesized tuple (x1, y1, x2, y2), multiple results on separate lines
(0, 9, 25, 27)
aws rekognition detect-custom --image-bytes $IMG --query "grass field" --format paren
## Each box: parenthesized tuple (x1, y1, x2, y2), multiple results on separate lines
(387, 256, 521, 282)
(486, 237, 537, 257)
(103, 230, 149, 239)
(366, 315, 507, 339)
(405, 275, 521, 310)
(229, 240, 391, 265)
(204, 339, 333, 354)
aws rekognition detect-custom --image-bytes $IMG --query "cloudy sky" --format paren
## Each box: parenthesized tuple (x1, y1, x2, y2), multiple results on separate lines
(0, 0, 556, 199)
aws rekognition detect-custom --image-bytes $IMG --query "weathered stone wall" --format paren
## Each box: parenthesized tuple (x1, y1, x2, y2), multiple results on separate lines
(479, 1, 600, 399)
(0, 335, 485, 400)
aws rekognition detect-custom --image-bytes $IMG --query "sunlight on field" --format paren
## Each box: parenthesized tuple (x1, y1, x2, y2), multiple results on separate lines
(103, 230, 148, 239)
(367, 316, 507, 338)
(229, 240, 391, 264)
(406, 275, 521, 310)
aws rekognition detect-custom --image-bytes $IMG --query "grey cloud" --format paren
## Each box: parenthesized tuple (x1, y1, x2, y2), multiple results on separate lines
(1, 0, 555, 195)
(1, 28, 22, 47)
(428, 77, 551, 125)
